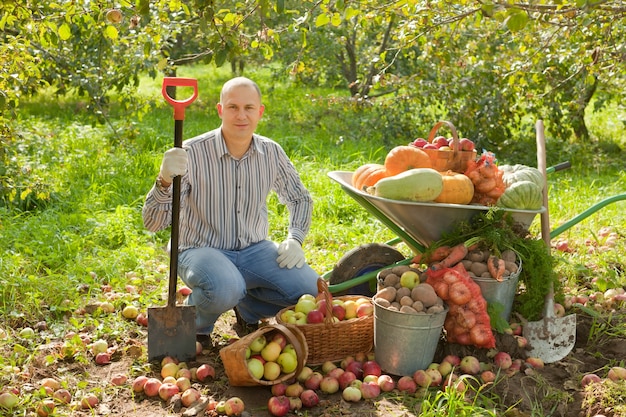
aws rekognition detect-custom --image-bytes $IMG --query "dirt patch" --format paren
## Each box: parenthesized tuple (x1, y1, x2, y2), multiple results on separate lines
(15, 306, 624, 417)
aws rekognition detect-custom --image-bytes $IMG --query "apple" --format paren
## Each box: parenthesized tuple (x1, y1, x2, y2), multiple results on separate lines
(400, 270, 420, 289)
(327, 367, 345, 379)
(554, 303, 566, 317)
(181, 387, 201, 407)
(19, 327, 35, 339)
(412, 369, 432, 388)
(95, 352, 111, 365)
(460, 355, 480, 375)
(250, 354, 266, 365)
(349, 379, 362, 390)
(423, 143, 438, 149)
(280, 309, 294, 323)
(267, 395, 290, 417)
(176, 367, 192, 380)
(162, 376, 177, 385)
(161, 362, 179, 379)
(131, 375, 149, 393)
(342, 386, 362, 402)
(110, 373, 128, 386)
(581, 373, 602, 388)
(196, 364, 215, 382)
(295, 298, 317, 315)
(343, 300, 358, 319)
(176, 376, 191, 392)
(432, 136, 449, 147)
(442, 354, 461, 366)
(0, 392, 19, 409)
(261, 341, 282, 362)
(297, 366, 313, 382)
(285, 382, 304, 398)
(99, 301, 115, 313)
(321, 361, 337, 374)
(122, 305, 139, 319)
(91, 339, 108, 355)
(412, 138, 428, 148)
(397, 375, 417, 393)
(158, 382, 180, 401)
(272, 333, 288, 350)
(438, 360, 453, 377)
(480, 370, 496, 383)
(607, 366, 626, 381)
(264, 361, 282, 381)
(143, 378, 162, 397)
(224, 397, 245, 416)
(105, 9, 123, 24)
(53, 388, 72, 404)
(247, 358, 265, 380)
(493, 352, 512, 370)
(459, 138, 475, 151)
(80, 393, 99, 409)
(300, 389, 319, 408)
(306, 309, 325, 324)
(249, 335, 267, 353)
(178, 286, 192, 296)
(438, 145, 452, 151)
(277, 352, 297, 374)
(338, 371, 357, 390)
(304, 372, 323, 390)
(320, 376, 340, 394)
(345, 361, 363, 380)
(425, 368, 443, 386)
(356, 302, 373, 318)
(360, 381, 381, 399)
(341, 355, 355, 369)
(40, 377, 61, 391)
(331, 304, 346, 321)
(36, 399, 55, 417)
(271, 382, 288, 396)
(362, 360, 382, 377)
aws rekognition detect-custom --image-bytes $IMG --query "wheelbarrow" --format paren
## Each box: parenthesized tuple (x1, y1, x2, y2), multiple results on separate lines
(324, 165, 626, 296)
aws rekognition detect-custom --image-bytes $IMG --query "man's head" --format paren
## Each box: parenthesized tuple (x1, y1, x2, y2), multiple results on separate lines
(217, 77, 265, 143)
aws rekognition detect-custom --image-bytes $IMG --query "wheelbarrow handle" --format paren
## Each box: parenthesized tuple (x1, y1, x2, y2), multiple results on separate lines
(546, 161, 571, 174)
(162, 77, 199, 121)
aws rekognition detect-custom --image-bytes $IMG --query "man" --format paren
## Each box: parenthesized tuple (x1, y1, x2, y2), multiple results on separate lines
(143, 77, 319, 345)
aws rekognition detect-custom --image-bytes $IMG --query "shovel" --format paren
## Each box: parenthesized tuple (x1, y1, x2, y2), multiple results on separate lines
(523, 120, 576, 363)
(148, 77, 199, 362)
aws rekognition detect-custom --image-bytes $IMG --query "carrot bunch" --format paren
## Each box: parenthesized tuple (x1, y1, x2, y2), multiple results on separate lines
(426, 263, 496, 349)
(464, 151, 506, 206)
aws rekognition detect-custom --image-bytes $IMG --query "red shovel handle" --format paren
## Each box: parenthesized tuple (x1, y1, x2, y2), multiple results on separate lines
(162, 77, 199, 121)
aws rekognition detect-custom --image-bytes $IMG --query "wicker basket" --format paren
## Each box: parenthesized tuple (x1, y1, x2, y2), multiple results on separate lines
(275, 279, 374, 365)
(219, 323, 308, 387)
(422, 120, 477, 172)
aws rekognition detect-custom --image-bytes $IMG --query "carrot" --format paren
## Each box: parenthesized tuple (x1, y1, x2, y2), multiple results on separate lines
(431, 237, 482, 271)
(487, 255, 505, 281)
(412, 245, 451, 264)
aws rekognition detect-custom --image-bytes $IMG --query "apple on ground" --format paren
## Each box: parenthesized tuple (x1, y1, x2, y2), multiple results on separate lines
(362, 360, 382, 377)
(267, 395, 290, 417)
(0, 392, 19, 409)
(181, 388, 201, 407)
(425, 368, 443, 386)
(224, 397, 245, 416)
(460, 355, 481, 375)
(289, 396, 302, 411)
(327, 367, 345, 379)
(158, 382, 179, 401)
(345, 360, 363, 379)
(397, 375, 417, 393)
(525, 357, 544, 369)
(196, 364, 215, 382)
(377, 374, 395, 392)
(110, 374, 127, 386)
(285, 382, 304, 398)
(320, 376, 340, 394)
(297, 366, 313, 382)
(131, 375, 149, 393)
(413, 369, 432, 388)
(338, 371, 357, 390)
(581, 373, 602, 388)
(36, 399, 55, 417)
(321, 360, 337, 374)
(481, 370, 496, 383)
(304, 372, 324, 390)
(53, 388, 72, 404)
(300, 389, 319, 408)
(80, 393, 99, 409)
(342, 386, 362, 402)
(360, 381, 381, 399)
(608, 366, 626, 381)
(493, 352, 512, 370)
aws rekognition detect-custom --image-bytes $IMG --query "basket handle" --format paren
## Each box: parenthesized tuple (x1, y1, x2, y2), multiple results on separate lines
(316, 278, 336, 325)
(427, 120, 460, 157)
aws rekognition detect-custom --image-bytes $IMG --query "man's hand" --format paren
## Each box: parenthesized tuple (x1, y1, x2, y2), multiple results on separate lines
(277, 238, 305, 269)
(159, 148, 188, 182)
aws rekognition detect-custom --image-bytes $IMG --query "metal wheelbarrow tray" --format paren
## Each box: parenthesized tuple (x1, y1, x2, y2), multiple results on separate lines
(327, 170, 545, 252)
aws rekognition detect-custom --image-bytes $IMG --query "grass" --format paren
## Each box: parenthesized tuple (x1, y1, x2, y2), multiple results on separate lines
(0, 64, 625, 415)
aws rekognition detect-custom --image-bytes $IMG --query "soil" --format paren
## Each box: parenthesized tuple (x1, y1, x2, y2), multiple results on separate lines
(16, 306, 626, 417)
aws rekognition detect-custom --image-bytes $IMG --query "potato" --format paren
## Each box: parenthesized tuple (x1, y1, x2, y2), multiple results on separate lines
(400, 296, 414, 307)
(375, 287, 396, 303)
(376, 298, 391, 308)
(481, 271, 492, 278)
(411, 284, 439, 307)
(504, 261, 518, 274)
(467, 250, 485, 262)
(461, 259, 473, 270)
(383, 273, 400, 288)
(470, 262, 489, 277)
(427, 305, 445, 314)
(391, 265, 411, 276)
(412, 300, 424, 312)
(501, 249, 517, 263)
(391, 302, 401, 310)
(399, 305, 418, 314)
(395, 287, 411, 303)
(377, 268, 393, 280)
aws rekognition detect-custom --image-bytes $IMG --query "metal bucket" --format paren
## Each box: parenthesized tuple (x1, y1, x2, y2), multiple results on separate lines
(472, 261, 521, 322)
(373, 301, 448, 376)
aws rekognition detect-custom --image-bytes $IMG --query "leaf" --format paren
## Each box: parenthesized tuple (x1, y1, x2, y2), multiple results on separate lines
(104, 25, 119, 40)
(58, 23, 71, 40)
(505, 11, 528, 32)
(330, 12, 342, 27)
(276, 0, 284, 13)
(315, 13, 330, 27)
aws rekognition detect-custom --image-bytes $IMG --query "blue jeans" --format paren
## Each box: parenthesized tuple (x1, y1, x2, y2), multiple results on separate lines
(177, 240, 319, 334)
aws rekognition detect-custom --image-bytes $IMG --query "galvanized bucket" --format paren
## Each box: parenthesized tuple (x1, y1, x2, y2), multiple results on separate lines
(472, 260, 521, 322)
(373, 301, 448, 376)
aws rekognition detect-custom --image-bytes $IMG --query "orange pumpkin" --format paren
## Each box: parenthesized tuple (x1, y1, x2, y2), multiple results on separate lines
(352, 163, 388, 190)
(434, 171, 474, 205)
(384, 146, 432, 176)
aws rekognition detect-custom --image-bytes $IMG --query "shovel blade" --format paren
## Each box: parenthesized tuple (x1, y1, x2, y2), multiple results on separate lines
(523, 313, 576, 363)
(148, 305, 197, 362)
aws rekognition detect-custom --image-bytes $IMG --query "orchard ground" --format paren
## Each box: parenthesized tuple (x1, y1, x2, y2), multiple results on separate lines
(3, 299, 625, 417)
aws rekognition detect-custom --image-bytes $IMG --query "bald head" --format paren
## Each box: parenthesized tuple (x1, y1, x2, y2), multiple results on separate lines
(220, 77, 262, 103)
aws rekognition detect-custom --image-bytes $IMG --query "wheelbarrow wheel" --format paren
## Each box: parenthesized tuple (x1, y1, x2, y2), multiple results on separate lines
(329, 243, 406, 297)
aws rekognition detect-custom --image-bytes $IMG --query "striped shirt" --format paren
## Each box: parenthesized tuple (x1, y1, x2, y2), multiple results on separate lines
(142, 128, 313, 252)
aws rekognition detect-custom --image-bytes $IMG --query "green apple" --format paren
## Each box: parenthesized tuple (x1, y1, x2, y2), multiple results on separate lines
(277, 352, 298, 374)
(295, 298, 317, 315)
(247, 358, 264, 380)
(400, 270, 420, 289)
(294, 312, 308, 325)
(249, 335, 267, 353)
(298, 294, 316, 303)
(343, 300, 357, 319)
(261, 341, 282, 362)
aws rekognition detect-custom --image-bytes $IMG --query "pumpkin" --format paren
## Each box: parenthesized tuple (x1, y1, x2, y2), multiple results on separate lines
(352, 163, 388, 190)
(497, 180, 543, 210)
(384, 146, 432, 176)
(434, 171, 474, 205)
(368, 168, 443, 202)
(499, 164, 544, 190)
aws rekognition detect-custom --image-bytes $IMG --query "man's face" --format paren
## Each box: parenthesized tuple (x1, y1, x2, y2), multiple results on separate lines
(217, 84, 264, 142)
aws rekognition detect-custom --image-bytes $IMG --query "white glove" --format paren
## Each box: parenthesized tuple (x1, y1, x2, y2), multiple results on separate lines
(159, 148, 188, 181)
(276, 238, 306, 269)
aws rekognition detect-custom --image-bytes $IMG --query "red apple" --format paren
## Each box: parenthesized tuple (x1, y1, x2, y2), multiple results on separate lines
(432, 136, 448, 147)
(304, 372, 323, 390)
(178, 286, 192, 296)
(362, 360, 382, 377)
(581, 373, 602, 388)
(136, 313, 148, 327)
(143, 378, 162, 397)
(359, 381, 381, 399)
(460, 355, 480, 375)
(423, 143, 438, 150)
(327, 367, 345, 379)
(53, 388, 72, 404)
(377, 374, 395, 392)
(271, 382, 288, 396)
(196, 364, 215, 382)
(300, 389, 319, 408)
(110, 373, 127, 386)
(442, 354, 461, 366)
(412, 369, 432, 388)
(224, 397, 245, 416)
(95, 352, 111, 365)
(345, 361, 363, 380)
(412, 138, 428, 148)
(181, 388, 201, 407)
(493, 352, 512, 370)
(272, 333, 288, 350)
(459, 138, 475, 151)
(319, 376, 340, 394)
(36, 399, 55, 417)
(80, 393, 99, 409)
(481, 370, 496, 383)
(608, 366, 626, 382)
(338, 371, 357, 390)
(306, 309, 325, 324)
(131, 375, 149, 393)
(331, 305, 346, 321)
(397, 375, 417, 393)
(425, 368, 443, 387)
(267, 395, 290, 417)
(356, 302, 373, 318)
(158, 382, 180, 401)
